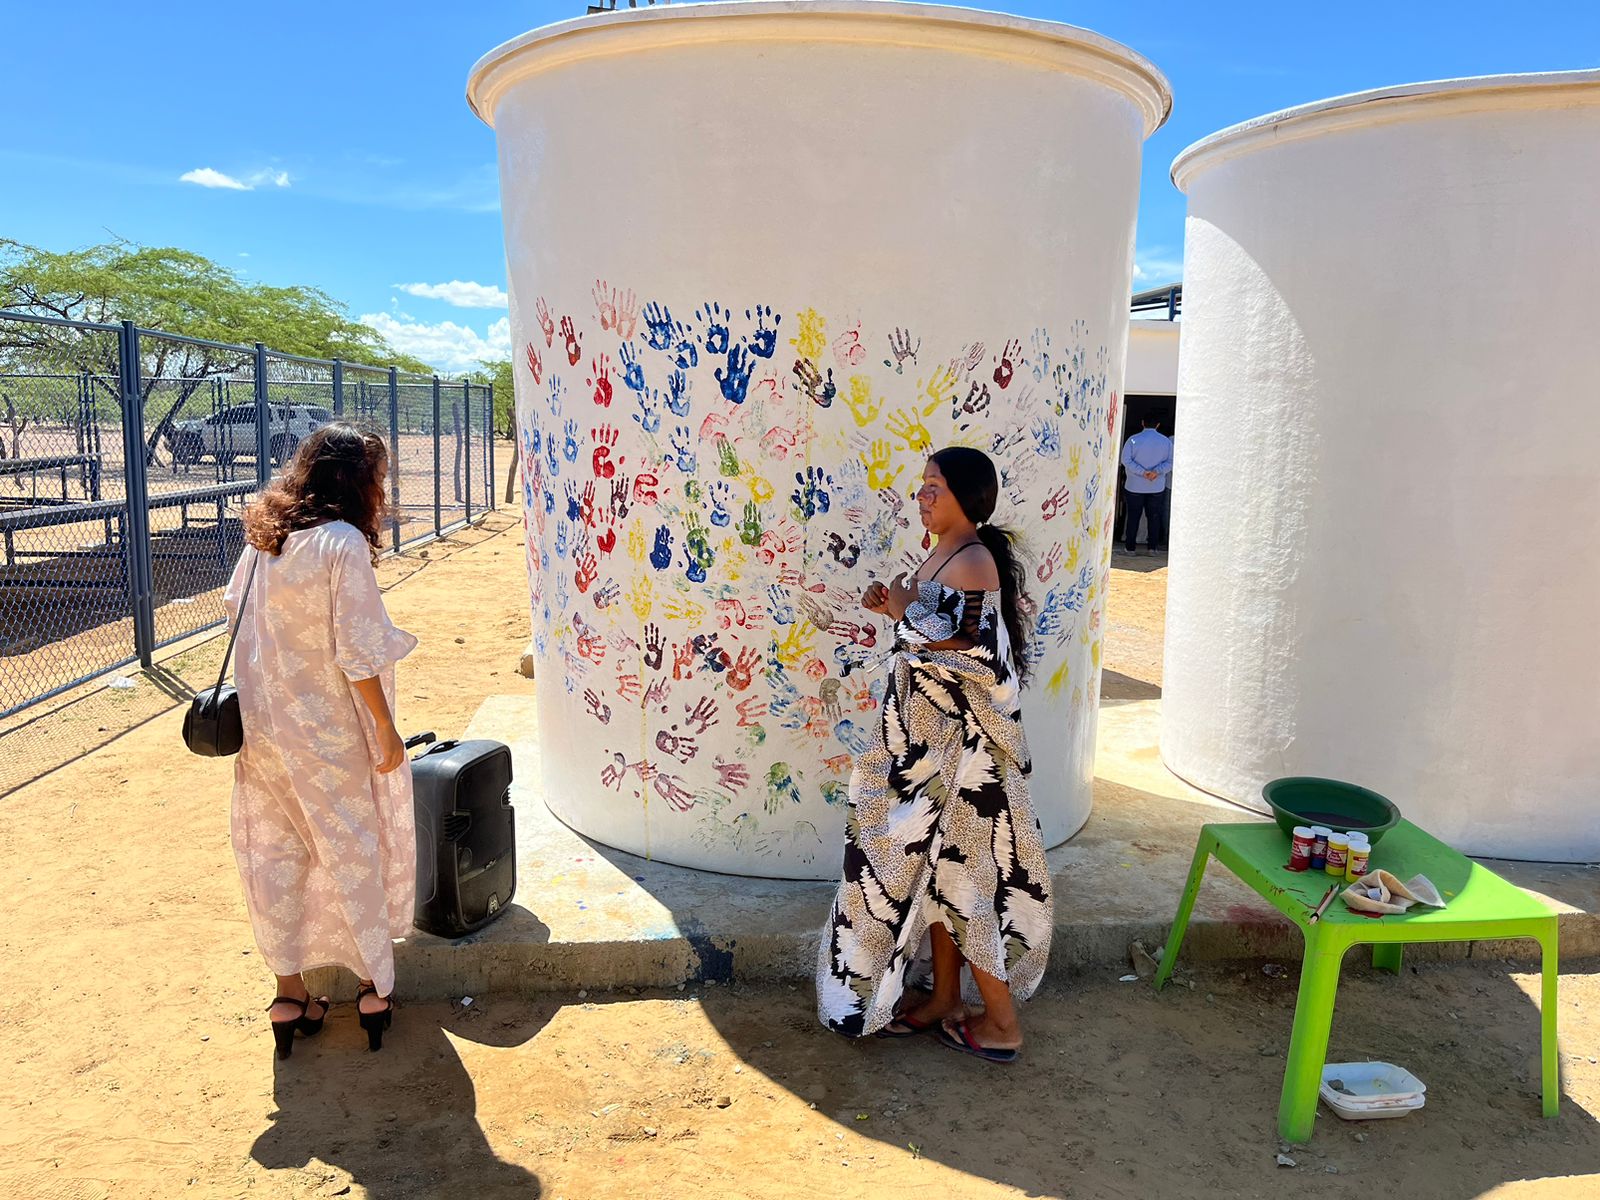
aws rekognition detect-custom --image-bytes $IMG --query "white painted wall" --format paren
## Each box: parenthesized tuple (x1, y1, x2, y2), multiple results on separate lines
(1124, 321, 1179, 396)
(1163, 71, 1600, 861)
(470, 1, 1169, 878)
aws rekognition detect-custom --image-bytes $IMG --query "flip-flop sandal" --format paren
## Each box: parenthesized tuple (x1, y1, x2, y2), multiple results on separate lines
(936, 1019, 1019, 1064)
(876, 1013, 938, 1039)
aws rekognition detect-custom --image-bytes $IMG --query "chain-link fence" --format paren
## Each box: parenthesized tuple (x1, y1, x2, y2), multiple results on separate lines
(0, 311, 495, 719)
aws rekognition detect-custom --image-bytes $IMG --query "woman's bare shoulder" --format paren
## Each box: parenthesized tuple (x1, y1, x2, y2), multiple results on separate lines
(941, 544, 1001, 591)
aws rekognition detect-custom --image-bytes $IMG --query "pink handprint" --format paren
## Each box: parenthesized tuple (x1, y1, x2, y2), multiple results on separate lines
(525, 343, 543, 386)
(535, 297, 556, 348)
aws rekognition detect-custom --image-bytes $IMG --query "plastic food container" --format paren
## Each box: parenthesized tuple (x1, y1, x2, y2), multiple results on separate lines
(1319, 1062, 1428, 1120)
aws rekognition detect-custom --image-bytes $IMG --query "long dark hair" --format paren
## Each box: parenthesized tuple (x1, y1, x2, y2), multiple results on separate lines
(243, 423, 389, 558)
(928, 446, 1032, 682)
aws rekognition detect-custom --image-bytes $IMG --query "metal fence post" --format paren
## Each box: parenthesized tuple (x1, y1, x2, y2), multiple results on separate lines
(253, 343, 271, 488)
(432, 376, 442, 537)
(117, 320, 157, 669)
(463, 378, 473, 525)
(486, 385, 496, 512)
(332, 358, 344, 418)
(388, 367, 401, 553)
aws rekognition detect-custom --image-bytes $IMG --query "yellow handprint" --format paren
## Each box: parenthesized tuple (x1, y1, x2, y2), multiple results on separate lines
(885, 407, 933, 454)
(862, 438, 904, 491)
(628, 573, 654, 621)
(626, 520, 648, 564)
(1047, 659, 1070, 695)
(917, 366, 959, 416)
(745, 472, 776, 505)
(776, 621, 817, 667)
(1090, 638, 1102, 669)
(843, 375, 882, 428)
(722, 539, 748, 580)
(1067, 446, 1082, 481)
(1064, 537, 1081, 573)
(1071, 497, 1085, 530)
(663, 594, 706, 623)
(789, 307, 827, 361)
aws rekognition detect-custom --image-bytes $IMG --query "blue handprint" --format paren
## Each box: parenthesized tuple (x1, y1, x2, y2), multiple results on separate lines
(747, 306, 781, 359)
(708, 481, 732, 527)
(666, 368, 692, 417)
(716, 342, 754, 404)
(544, 435, 560, 479)
(618, 341, 647, 393)
(547, 376, 567, 417)
(1083, 470, 1100, 511)
(642, 301, 675, 351)
(672, 322, 699, 370)
(562, 420, 580, 464)
(697, 302, 731, 356)
(633, 388, 662, 434)
(649, 525, 674, 570)
(539, 548, 550, 576)
(528, 426, 542, 457)
(791, 466, 833, 521)
(564, 481, 582, 523)
(766, 584, 797, 625)
(542, 488, 556, 515)
(554, 519, 569, 559)
(834, 719, 871, 756)
(667, 424, 697, 474)
(1031, 416, 1062, 458)
(554, 570, 569, 613)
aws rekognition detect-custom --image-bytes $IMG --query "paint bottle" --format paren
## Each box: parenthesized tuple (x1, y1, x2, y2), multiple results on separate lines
(1325, 832, 1350, 878)
(1288, 826, 1315, 872)
(1345, 835, 1371, 882)
(1309, 826, 1333, 871)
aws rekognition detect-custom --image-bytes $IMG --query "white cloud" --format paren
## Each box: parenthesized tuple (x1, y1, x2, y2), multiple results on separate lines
(179, 166, 291, 191)
(360, 312, 512, 373)
(181, 167, 250, 190)
(394, 280, 509, 309)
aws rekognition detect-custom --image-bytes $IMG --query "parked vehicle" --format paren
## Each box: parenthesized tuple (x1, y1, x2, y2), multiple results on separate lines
(168, 404, 333, 466)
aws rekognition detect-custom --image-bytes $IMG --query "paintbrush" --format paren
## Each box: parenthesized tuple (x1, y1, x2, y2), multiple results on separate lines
(1306, 883, 1339, 924)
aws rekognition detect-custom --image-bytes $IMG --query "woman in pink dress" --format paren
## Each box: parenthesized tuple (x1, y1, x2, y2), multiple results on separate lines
(229, 424, 418, 1057)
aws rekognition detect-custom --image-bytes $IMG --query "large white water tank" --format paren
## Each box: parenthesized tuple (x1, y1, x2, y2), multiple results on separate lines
(1163, 71, 1600, 862)
(470, 0, 1169, 878)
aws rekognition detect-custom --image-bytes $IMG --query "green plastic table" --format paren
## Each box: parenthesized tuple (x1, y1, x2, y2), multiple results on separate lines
(1153, 820, 1559, 1142)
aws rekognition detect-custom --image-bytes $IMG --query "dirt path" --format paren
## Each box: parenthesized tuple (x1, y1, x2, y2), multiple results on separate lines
(1, 520, 1597, 1200)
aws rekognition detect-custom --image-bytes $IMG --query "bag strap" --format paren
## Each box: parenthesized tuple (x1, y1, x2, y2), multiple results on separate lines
(214, 548, 260, 693)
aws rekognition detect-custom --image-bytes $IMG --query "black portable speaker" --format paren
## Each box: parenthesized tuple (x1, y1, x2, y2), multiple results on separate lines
(408, 734, 516, 939)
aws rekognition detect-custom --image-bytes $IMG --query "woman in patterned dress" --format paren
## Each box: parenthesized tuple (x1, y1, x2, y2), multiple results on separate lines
(817, 446, 1053, 1062)
(230, 424, 418, 1057)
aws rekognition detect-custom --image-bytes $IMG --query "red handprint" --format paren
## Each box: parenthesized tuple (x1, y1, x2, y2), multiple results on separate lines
(994, 339, 1020, 390)
(685, 695, 720, 734)
(1108, 390, 1120, 437)
(735, 695, 767, 726)
(574, 550, 599, 594)
(633, 471, 660, 506)
(591, 424, 620, 479)
(580, 481, 597, 528)
(525, 343, 543, 385)
(653, 773, 695, 813)
(728, 646, 762, 692)
(583, 689, 612, 724)
(588, 354, 613, 408)
(713, 756, 751, 792)
(560, 315, 582, 366)
(671, 640, 697, 681)
(615, 672, 641, 701)
(596, 526, 617, 556)
(535, 297, 556, 347)
(643, 623, 664, 671)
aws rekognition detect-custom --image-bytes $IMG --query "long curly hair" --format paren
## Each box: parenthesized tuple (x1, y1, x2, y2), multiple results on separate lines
(928, 445, 1033, 683)
(243, 423, 389, 558)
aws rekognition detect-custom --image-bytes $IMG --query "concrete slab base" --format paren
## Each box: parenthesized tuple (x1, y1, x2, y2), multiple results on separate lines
(310, 694, 1600, 1001)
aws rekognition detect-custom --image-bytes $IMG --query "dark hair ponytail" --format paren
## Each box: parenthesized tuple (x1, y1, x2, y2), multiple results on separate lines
(928, 446, 1033, 683)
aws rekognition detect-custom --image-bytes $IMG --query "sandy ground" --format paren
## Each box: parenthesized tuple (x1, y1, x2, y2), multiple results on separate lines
(2, 520, 1598, 1200)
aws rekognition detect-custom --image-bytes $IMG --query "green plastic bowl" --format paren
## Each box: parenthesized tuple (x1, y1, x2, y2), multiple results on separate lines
(1262, 776, 1401, 846)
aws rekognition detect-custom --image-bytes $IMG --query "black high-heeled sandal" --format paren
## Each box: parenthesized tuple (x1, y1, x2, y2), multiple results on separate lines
(356, 982, 394, 1052)
(267, 994, 329, 1060)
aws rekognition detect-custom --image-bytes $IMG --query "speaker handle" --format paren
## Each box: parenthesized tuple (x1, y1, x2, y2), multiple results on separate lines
(405, 731, 438, 751)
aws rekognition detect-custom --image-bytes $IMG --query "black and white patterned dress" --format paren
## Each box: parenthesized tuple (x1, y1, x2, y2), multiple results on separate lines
(816, 579, 1054, 1037)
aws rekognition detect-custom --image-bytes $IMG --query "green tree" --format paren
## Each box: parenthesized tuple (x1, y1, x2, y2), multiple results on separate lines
(474, 357, 515, 439)
(0, 238, 434, 463)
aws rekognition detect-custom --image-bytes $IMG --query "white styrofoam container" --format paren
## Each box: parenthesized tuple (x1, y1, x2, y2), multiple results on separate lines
(1320, 1061, 1428, 1121)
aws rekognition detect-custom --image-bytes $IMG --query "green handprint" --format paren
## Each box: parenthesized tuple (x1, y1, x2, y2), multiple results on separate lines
(716, 437, 742, 477)
(737, 500, 764, 547)
(685, 514, 716, 584)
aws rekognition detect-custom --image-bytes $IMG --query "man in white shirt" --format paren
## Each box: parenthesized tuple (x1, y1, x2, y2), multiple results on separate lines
(1119, 416, 1172, 555)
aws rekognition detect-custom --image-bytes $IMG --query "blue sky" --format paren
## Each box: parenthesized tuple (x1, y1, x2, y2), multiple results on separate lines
(3, 1, 1594, 371)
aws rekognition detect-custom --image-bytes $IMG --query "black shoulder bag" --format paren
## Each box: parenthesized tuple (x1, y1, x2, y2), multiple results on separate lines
(183, 549, 259, 757)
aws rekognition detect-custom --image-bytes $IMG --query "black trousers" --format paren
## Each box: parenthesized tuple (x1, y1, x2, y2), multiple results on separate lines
(1123, 489, 1167, 550)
